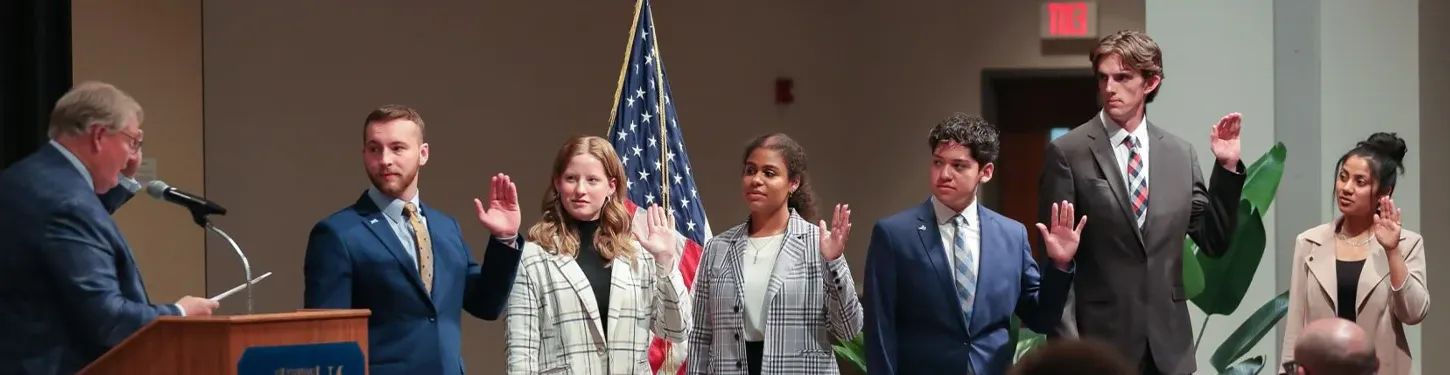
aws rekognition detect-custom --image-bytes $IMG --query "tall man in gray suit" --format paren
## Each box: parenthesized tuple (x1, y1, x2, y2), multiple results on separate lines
(1037, 30, 1246, 375)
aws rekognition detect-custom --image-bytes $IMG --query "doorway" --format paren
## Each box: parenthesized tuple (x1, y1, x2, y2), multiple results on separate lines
(980, 68, 1099, 256)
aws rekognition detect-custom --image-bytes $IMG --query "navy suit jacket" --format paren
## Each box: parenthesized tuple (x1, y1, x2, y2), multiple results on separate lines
(303, 192, 522, 375)
(864, 200, 1073, 375)
(0, 145, 181, 375)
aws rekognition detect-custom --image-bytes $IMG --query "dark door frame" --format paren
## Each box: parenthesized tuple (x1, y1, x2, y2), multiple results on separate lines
(980, 67, 1096, 129)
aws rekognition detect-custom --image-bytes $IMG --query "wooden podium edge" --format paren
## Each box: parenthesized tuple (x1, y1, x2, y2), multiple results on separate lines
(79, 309, 371, 374)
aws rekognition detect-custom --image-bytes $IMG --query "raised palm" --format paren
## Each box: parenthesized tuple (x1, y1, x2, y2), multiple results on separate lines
(1035, 201, 1087, 267)
(1374, 196, 1403, 251)
(818, 203, 852, 261)
(1210, 112, 1243, 166)
(634, 205, 677, 265)
(474, 173, 521, 238)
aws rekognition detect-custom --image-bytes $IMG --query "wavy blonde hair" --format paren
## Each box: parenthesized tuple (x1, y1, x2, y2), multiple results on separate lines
(526, 135, 636, 265)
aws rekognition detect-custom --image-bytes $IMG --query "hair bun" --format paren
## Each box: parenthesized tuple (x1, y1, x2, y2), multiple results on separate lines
(1360, 132, 1408, 163)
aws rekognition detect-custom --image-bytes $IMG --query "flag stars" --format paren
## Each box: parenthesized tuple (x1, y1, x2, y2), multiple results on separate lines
(647, 138, 657, 148)
(666, 150, 675, 161)
(644, 193, 655, 204)
(691, 188, 698, 198)
(673, 175, 682, 185)
(653, 161, 662, 171)
(642, 111, 652, 123)
(638, 170, 650, 181)
(626, 97, 635, 107)
(629, 122, 637, 132)
(686, 221, 697, 232)
(636, 88, 645, 99)
(617, 130, 628, 140)
(631, 146, 642, 157)
(680, 197, 689, 207)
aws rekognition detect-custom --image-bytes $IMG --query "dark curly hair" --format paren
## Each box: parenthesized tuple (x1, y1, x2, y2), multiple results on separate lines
(927, 112, 1000, 165)
(742, 133, 819, 223)
(1336, 132, 1408, 196)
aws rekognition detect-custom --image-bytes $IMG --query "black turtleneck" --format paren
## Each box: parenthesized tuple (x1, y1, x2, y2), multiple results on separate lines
(572, 219, 613, 333)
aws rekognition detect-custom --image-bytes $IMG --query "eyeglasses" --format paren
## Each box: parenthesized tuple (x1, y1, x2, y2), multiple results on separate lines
(117, 130, 143, 152)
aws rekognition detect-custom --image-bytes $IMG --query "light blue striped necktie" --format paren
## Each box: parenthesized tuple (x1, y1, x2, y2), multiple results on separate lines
(952, 214, 977, 324)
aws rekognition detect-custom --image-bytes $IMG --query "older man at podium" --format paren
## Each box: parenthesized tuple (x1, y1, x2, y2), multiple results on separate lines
(0, 81, 220, 375)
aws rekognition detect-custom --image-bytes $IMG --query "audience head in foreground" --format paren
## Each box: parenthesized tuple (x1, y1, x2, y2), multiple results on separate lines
(1287, 317, 1378, 375)
(1009, 338, 1135, 375)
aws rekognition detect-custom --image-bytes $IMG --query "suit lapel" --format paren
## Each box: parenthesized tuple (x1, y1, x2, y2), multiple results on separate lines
(765, 214, 811, 309)
(726, 232, 749, 321)
(913, 200, 957, 306)
(550, 253, 607, 342)
(1143, 124, 1171, 249)
(605, 254, 636, 342)
(967, 206, 1004, 334)
(1086, 118, 1146, 249)
(354, 193, 431, 299)
(1356, 234, 1404, 314)
(1304, 226, 1338, 307)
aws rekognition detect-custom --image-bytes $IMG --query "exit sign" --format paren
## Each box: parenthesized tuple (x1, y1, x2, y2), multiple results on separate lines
(1041, 1, 1098, 39)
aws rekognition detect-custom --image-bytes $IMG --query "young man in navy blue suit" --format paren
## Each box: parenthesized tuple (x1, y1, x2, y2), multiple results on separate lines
(863, 113, 1085, 375)
(303, 105, 523, 375)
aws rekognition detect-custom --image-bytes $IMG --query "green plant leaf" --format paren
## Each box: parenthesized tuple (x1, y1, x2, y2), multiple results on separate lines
(1190, 205, 1268, 315)
(832, 334, 867, 372)
(1183, 240, 1205, 300)
(1014, 329, 1048, 363)
(1189, 143, 1286, 315)
(1241, 143, 1288, 213)
(1009, 315, 1021, 347)
(1217, 356, 1266, 375)
(1210, 291, 1290, 372)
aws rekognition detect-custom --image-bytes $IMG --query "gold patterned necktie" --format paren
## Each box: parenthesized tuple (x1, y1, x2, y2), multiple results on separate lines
(402, 202, 433, 294)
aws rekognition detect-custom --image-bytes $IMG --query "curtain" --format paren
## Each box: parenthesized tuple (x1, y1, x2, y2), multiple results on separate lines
(0, 0, 72, 170)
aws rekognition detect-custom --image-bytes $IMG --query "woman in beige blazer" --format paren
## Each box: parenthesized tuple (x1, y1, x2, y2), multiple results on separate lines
(1280, 132, 1429, 375)
(504, 136, 691, 375)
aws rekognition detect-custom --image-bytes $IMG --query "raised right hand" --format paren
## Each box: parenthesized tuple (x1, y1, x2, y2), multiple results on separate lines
(176, 296, 219, 316)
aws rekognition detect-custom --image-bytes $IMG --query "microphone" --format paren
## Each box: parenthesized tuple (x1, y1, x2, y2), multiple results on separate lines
(145, 179, 258, 314)
(145, 180, 227, 225)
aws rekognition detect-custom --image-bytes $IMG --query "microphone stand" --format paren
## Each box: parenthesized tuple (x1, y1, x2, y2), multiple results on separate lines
(194, 211, 254, 315)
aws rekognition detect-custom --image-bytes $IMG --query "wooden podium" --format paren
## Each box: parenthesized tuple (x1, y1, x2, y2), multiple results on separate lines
(77, 309, 370, 375)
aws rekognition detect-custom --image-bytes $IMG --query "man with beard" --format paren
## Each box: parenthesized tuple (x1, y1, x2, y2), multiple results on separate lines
(303, 104, 524, 375)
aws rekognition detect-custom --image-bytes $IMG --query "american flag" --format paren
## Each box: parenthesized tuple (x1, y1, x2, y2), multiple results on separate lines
(606, 0, 711, 373)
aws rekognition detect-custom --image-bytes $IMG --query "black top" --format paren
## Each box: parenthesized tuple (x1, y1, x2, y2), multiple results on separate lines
(1337, 259, 1366, 321)
(573, 219, 613, 333)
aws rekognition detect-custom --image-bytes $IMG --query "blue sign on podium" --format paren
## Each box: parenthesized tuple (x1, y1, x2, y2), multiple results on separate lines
(236, 341, 365, 375)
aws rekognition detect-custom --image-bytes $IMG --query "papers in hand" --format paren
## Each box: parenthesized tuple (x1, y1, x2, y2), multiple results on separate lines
(209, 272, 273, 302)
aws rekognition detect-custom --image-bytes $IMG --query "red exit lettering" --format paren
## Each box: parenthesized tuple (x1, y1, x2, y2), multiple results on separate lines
(1048, 2, 1090, 36)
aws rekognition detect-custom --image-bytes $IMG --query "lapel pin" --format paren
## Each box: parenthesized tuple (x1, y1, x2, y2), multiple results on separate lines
(918, 225, 927, 231)
(370, 218, 379, 224)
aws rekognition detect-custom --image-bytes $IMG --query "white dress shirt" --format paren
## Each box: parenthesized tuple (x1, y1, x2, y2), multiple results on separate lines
(1100, 110, 1151, 190)
(741, 233, 784, 341)
(931, 196, 980, 279)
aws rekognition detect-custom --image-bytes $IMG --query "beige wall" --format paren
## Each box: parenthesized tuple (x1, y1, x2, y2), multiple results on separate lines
(72, 0, 206, 303)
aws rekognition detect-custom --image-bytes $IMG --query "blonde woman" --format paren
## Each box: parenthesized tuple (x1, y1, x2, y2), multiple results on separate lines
(1279, 132, 1429, 375)
(505, 135, 691, 375)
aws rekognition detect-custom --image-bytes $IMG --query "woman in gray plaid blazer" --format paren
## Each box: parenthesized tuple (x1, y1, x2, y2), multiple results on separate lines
(504, 136, 692, 375)
(687, 133, 863, 375)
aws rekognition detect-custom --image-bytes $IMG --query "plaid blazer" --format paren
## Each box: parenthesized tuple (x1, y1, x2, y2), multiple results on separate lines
(505, 239, 692, 375)
(687, 211, 863, 375)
